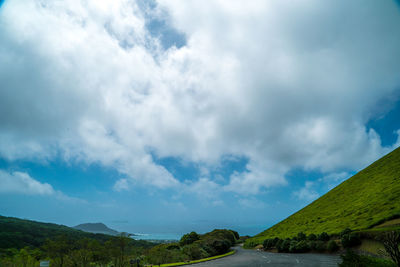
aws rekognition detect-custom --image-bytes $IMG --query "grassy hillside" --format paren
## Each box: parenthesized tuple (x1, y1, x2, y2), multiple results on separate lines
(247, 147, 400, 245)
(73, 222, 119, 235)
(0, 215, 152, 250)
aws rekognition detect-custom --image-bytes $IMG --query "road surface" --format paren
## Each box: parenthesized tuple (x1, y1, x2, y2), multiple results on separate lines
(191, 246, 341, 267)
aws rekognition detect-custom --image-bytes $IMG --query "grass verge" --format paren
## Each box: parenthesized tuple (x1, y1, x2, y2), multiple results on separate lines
(145, 250, 236, 267)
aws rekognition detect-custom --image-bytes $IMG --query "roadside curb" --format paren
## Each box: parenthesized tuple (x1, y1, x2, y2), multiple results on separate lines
(146, 249, 236, 267)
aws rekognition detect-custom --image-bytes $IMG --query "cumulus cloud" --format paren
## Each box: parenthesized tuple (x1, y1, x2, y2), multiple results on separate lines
(293, 181, 319, 202)
(0, 169, 86, 203)
(113, 178, 130, 192)
(1, 0, 400, 194)
(0, 170, 55, 195)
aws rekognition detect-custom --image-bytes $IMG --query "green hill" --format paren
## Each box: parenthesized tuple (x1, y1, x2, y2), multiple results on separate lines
(73, 222, 120, 235)
(0, 215, 152, 250)
(246, 146, 400, 246)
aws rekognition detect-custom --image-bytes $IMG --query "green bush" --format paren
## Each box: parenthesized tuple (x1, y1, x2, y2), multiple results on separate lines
(327, 240, 339, 252)
(230, 230, 240, 240)
(289, 240, 310, 253)
(339, 249, 396, 267)
(315, 241, 326, 252)
(297, 232, 307, 241)
(341, 233, 361, 248)
(180, 232, 200, 246)
(317, 232, 330, 241)
(340, 228, 352, 237)
(263, 239, 273, 249)
(308, 233, 317, 241)
(182, 244, 207, 260)
(308, 241, 316, 250)
(278, 239, 291, 252)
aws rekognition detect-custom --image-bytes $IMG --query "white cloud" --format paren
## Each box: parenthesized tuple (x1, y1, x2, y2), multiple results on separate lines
(293, 181, 319, 202)
(113, 178, 130, 192)
(319, 172, 350, 190)
(0, 0, 400, 194)
(0, 170, 55, 195)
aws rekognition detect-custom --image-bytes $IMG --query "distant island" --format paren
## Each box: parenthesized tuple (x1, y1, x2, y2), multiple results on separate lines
(73, 222, 121, 236)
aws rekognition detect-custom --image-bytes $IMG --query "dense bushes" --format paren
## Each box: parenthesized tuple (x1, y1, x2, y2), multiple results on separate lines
(327, 240, 339, 252)
(179, 231, 200, 246)
(262, 231, 340, 253)
(341, 233, 361, 248)
(146, 229, 238, 265)
(0, 233, 152, 267)
(339, 249, 396, 267)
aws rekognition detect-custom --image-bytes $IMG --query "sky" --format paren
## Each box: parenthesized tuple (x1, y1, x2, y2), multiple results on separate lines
(1, 0, 400, 238)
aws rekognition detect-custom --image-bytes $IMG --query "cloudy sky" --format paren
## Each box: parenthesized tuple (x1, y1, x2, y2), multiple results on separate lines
(1, 0, 400, 237)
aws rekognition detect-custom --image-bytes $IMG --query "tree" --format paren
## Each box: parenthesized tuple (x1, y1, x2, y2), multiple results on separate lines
(182, 244, 206, 260)
(107, 233, 133, 267)
(180, 232, 200, 246)
(317, 232, 330, 241)
(327, 240, 339, 252)
(341, 233, 361, 248)
(308, 234, 317, 241)
(42, 235, 71, 267)
(381, 231, 400, 267)
(297, 232, 306, 241)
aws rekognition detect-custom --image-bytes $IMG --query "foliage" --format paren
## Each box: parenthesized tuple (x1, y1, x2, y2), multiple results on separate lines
(341, 233, 361, 248)
(307, 233, 317, 241)
(317, 232, 330, 241)
(277, 239, 291, 252)
(314, 241, 326, 252)
(296, 232, 306, 241)
(179, 232, 200, 246)
(0, 215, 153, 251)
(339, 249, 396, 267)
(263, 238, 279, 249)
(145, 229, 238, 266)
(327, 240, 339, 252)
(380, 231, 400, 266)
(245, 147, 400, 246)
(289, 240, 310, 253)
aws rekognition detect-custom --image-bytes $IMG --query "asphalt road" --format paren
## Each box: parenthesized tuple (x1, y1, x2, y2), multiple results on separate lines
(191, 246, 342, 267)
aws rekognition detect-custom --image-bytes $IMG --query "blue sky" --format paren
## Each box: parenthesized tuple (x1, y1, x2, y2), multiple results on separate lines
(1, 0, 400, 237)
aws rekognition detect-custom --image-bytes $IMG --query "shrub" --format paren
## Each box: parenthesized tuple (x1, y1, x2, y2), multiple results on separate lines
(315, 241, 326, 252)
(308, 241, 316, 250)
(275, 239, 283, 251)
(341, 233, 361, 248)
(289, 240, 298, 253)
(317, 232, 330, 241)
(297, 232, 306, 241)
(291, 240, 310, 253)
(263, 239, 275, 249)
(182, 244, 207, 260)
(339, 249, 396, 267)
(229, 230, 240, 241)
(278, 239, 291, 252)
(327, 240, 339, 252)
(180, 232, 200, 246)
(308, 233, 317, 241)
(340, 228, 352, 237)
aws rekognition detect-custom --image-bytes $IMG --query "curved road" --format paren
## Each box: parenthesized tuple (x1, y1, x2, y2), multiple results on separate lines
(192, 246, 341, 267)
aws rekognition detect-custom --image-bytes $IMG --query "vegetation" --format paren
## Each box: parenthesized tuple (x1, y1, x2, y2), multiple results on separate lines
(0, 233, 152, 267)
(0, 215, 239, 266)
(0, 215, 151, 250)
(246, 147, 400, 246)
(380, 231, 400, 267)
(339, 249, 396, 267)
(145, 229, 238, 266)
(0, 216, 155, 266)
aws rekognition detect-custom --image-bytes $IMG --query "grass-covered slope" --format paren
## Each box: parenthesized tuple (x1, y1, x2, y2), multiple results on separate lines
(247, 147, 400, 245)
